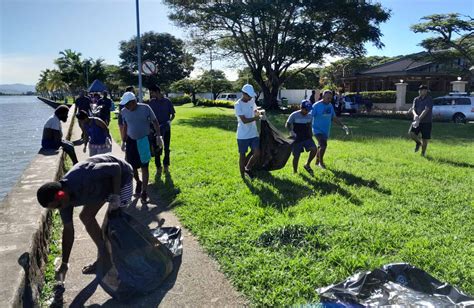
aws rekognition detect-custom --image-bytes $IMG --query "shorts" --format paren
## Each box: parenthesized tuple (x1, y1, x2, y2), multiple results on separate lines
(237, 137, 260, 154)
(125, 136, 150, 169)
(410, 122, 432, 139)
(292, 138, 317, 156)
(314, 134, 328, 148)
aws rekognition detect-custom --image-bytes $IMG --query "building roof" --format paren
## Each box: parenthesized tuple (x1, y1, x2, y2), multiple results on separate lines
(359, 55, 432, 75)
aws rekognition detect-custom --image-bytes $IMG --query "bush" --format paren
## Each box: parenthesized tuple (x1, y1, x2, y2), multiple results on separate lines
(195, 98, 234, 108)
(346, 91, 396, 104)
(170, 95, 192, 105)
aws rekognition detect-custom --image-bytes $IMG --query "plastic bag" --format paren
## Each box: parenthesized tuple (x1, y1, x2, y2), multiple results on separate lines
(253, 119, 294, 171)
(317, 263, 474, 307)
(96, 209, 180, 301)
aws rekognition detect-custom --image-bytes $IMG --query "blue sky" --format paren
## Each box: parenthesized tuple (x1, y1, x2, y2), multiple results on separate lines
(0, 0, 472, 84)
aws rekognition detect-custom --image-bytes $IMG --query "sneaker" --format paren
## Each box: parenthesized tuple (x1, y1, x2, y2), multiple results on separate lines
(135, 180, 142, 196)
(414, 142, 421, 153)
(318, 163, 326, 170)
(303, 164, 314, 175)
(140, 191, 148, 203)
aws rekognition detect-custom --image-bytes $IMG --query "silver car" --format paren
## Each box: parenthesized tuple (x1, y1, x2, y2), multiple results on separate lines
(432, 93, 474, 123)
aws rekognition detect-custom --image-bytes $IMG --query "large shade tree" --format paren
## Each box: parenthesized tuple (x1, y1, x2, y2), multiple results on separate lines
(164, 0, 390, 108)
(118, 32, 196, 89)
(411, 13, 474, 82)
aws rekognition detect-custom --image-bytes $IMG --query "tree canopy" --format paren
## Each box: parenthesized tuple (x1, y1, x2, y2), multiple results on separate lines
(199, 69, 233, 99)
(411, 13, 474, 79)
(118, 31, 196, 89)
(164, 0, 390, 108)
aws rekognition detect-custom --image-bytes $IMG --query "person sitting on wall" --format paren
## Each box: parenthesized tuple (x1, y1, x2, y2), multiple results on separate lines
(36, 154, 134, 279)
(41, 105, 78, 164)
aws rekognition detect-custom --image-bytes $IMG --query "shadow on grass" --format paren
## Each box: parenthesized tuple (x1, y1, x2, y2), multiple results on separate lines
(245, 170, 361, 210)
(329, 169, 391, 195)
(299, 173, 362, 206)
(176, 113, 236, 132)
(426, 156, 474, 169)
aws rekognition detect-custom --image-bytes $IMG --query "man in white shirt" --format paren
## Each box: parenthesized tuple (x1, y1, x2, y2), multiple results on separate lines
(234, 84, 262, 179)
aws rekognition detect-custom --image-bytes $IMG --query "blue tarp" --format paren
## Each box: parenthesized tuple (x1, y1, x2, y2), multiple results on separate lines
(88, 79, 107, 92)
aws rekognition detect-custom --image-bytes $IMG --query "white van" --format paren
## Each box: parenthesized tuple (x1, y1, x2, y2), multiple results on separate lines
(217, 93, 239, 101)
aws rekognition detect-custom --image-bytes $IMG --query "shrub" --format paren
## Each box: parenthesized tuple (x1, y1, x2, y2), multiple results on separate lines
(346, 91, 396, 104)
(196, 98, 234, 108)
(170, 95, 192, 105)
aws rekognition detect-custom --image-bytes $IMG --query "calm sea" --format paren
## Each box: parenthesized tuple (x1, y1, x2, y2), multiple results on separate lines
(0, 96, 54, 202)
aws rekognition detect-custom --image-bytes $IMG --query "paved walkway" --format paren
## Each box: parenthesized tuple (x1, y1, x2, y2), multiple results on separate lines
(59, 123, 248, 307)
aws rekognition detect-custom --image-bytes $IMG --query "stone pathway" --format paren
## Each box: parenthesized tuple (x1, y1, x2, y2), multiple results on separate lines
(59, 123, 248, 307)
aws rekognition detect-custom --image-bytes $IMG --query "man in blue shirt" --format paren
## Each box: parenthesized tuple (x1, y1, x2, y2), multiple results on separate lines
(312, 90, 348, 169)
(147, 84, 176, 174)
(286, 100, 317, 174)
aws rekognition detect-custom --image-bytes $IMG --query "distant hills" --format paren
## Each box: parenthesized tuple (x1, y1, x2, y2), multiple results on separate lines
(0, 84, 36, 94)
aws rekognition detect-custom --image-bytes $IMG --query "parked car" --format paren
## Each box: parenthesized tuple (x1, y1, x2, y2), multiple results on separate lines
(432, 93, 474, 123)
(217, 93, 239, 101)
(339, 95, 358, 114)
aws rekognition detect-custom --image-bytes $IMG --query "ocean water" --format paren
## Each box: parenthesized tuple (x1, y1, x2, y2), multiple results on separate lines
(0, 96, 54, 202)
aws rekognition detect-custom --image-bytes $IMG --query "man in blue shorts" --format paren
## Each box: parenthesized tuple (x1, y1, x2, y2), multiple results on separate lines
(286, 100, 317, 174)
(234, 84, 262, 179)
(312, 90, 348, 169)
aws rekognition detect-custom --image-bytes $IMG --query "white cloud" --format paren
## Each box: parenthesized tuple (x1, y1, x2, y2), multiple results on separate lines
(0, 54, 56, 85)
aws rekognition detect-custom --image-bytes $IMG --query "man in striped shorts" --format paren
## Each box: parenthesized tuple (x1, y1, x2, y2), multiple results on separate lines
(36, 154, 133, 279)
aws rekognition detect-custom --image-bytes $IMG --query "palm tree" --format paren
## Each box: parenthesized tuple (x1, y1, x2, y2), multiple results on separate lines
(55, 49, 83, 93)
(46, 70, 68, 101)
(36, 69, 51, 97)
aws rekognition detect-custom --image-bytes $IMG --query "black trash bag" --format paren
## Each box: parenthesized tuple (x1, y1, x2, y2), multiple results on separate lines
(152, 226, 183, 257)
(96, 209, 177, 302)
(253, 119, 294, 171)
(317, 263, 474, 307)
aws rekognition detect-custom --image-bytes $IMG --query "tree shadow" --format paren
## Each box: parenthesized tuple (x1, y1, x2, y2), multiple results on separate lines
(328, 169, 391, 195)
(299, 173, 362, 206)
(425, 156, 474, 169)
(176, 113, 236, 132)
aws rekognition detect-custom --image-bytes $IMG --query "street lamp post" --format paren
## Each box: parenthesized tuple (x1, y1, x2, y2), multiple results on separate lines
(135, 0, 143, 103)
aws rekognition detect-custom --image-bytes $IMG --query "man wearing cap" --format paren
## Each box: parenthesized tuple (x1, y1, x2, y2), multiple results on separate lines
(36, 154, 134, 278)
(75, 90, 92, 115)
(147, 84, 176, 174)
(41, 105, 79, 164)
(286, 100, 317, 174)
(409, 85, 433, 156)
(312, 90, 348, 169)
(234, 84, 262, 178)
(119, 91, 163, 202)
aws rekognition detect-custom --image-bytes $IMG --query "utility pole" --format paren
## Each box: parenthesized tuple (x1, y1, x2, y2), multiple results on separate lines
(210, 48, 213, 99)
(135, 0, 143, 103)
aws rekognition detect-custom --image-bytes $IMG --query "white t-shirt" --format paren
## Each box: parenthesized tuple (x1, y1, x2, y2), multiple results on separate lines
(234, 98, 258, 139)
(44, 115, 62, 137)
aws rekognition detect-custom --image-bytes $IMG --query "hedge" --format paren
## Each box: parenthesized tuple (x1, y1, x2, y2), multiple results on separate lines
(345, 91, 396, 104)
(170, 95, 192, 105)
(195, 98, 234, 108)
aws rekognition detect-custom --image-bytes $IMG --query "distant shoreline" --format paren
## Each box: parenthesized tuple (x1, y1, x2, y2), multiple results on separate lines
(0, 93, 37, 96)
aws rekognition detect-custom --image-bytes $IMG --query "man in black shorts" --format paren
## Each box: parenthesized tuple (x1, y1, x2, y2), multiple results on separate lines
(36, 154, 133, 279)
(409, 85, 433, 157)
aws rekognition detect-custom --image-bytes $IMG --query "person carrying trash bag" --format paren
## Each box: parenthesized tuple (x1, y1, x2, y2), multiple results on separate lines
(286, 100, 317, 174)
(36, 154, 134, 280)
(234, 84, 263, 179)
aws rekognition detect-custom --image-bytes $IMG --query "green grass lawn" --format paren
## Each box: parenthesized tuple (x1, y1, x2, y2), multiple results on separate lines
(110, 104, 474, 306)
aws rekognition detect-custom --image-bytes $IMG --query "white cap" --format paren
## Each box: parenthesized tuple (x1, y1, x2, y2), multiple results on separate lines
(119, 92, 136, 105)
(241, 84, 256, 97)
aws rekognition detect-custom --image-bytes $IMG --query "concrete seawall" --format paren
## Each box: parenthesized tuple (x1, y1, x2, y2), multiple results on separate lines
(0, 106, 76, 307)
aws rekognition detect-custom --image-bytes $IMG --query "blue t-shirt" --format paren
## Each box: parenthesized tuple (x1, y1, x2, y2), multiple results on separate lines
(312, 101, 335, 138)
